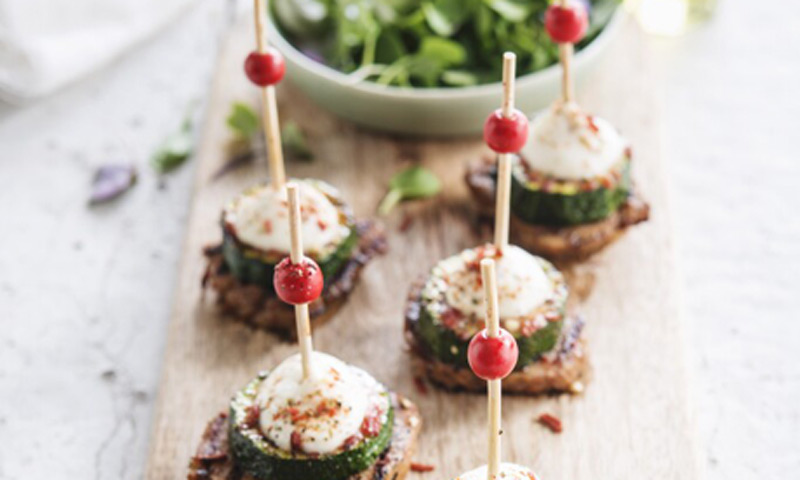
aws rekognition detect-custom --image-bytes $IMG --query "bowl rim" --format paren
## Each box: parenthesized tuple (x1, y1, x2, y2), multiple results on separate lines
(266, 7, 624, 100)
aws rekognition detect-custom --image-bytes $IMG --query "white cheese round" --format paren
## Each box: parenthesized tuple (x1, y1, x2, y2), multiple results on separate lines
(520, 102, 627, 180)
(436, 245, 552, 319)
(453, 463, 539, 480)
(256, 352, 389, 455)
(223, 180, 350, 256)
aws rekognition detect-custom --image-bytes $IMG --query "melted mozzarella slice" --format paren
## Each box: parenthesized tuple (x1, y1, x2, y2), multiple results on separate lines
(453, 463, 539, 480)
(257, 352, 388, 455)
(520, 102, 627, 180)
(438, 245, 552, 319)
(223, 180, 350, 256)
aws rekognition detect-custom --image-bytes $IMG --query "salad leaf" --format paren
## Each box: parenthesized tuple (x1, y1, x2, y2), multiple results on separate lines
(484, 0, 533, 22)
(281, 121, 314, 161)
(227, 102, 259, 139)
(378, 165, 442, 215)
(151, 118, 194, 173)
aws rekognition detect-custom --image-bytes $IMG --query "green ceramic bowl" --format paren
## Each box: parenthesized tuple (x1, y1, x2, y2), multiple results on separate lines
(267, 10, 624, 137)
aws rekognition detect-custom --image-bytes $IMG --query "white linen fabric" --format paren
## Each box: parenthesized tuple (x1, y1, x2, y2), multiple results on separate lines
(0, 0, 194, 101)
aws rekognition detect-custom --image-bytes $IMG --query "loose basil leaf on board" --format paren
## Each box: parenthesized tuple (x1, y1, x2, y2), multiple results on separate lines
(227, 102, 259, 140)
(151, 118, 194, 173)
(89, 165, 137, 205)
(281, 121, 314, 162)
(378, 165, 442, 215)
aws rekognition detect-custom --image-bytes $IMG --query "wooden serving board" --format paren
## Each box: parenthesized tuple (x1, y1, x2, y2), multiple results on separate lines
(145, 14, 703, 480)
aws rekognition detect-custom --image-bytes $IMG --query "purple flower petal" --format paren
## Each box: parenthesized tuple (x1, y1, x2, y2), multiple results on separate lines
(89, 165, 137, 205)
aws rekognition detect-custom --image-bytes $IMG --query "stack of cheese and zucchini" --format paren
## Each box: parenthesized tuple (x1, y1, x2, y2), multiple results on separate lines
(466, 101, 649, 259)
(203, 179, 385, 336)
(405, 242, 588, 394)
(188, 352, 421, 480)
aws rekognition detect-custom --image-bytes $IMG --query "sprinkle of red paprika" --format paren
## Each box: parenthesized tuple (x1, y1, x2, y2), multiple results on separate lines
(413, 376, 429, 396)
(360, 413, 382, 438)
(537, 413, 563, 433)
(410, 462, 436, 473)
(290, 430, 304, 452)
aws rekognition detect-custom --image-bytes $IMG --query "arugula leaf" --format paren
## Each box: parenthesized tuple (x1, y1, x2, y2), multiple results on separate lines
(227, 102, 259, 140)
(484, 0, 533, 22)
(418, 37, 466, 66)
(442, 70, 479, 86)
(151, 118, 194, 173)
(378, 165, 442, 215)
(281, 121, 314, 161)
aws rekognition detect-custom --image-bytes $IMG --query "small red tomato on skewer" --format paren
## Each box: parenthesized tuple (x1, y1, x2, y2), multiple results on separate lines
(467, 328, 519, 380)
(244, 47, 286, 86)
(273, 256, 323, 305)
(483, 108, 529, 154)
(544, 2, 589, 44)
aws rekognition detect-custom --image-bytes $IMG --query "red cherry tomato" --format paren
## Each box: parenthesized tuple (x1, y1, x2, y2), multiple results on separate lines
(483, 108, 529, 154)
(545, 3, 589, 44)
(244, 48, 286, 86)
(467, 328, 519, 381)
(273, 256, 323, 305)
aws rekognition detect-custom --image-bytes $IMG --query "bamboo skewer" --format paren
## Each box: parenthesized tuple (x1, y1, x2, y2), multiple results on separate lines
(253, 0, 285, 189)
(559, 0, 575, 103)
(493, 52, 516, 251)
(481, 259, 502, 479)
(287, 184, 313, 379)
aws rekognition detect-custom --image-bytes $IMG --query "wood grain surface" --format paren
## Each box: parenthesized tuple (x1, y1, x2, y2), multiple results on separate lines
(144, 14, 703, 480)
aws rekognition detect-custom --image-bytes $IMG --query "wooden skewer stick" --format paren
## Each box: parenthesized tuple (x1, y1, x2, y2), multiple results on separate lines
(253, 0, 286, 189)
(287, 184, 313, 379)
(493, 52, 516, 251)
(481, 259, 502, 479)
(559, 0, 575, 103)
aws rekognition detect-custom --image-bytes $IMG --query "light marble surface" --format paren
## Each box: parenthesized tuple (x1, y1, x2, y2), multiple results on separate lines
(0, 1, 797, 479)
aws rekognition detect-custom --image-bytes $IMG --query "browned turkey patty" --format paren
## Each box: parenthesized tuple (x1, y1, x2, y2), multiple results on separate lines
(187, 393, 422, 480)
(405, 280, 590, 395)
(465, 159, 650, 260)
(202, 220, 387, 339)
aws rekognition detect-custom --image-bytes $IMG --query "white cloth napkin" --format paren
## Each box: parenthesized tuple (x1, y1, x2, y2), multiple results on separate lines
(0, 0, 195, 102)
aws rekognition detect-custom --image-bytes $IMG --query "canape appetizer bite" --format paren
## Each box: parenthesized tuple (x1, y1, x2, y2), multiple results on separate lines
(466, 0, 649, 260)
(451, 259, 540, 480)
(203, 0, 385, 337)
(406, 54, 589, 395)
(190, 185, 420, 480)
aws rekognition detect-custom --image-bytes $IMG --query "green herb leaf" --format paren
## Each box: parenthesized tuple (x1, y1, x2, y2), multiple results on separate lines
(484, 0, 533, 22)
(151, 119, 194, 173)
(378, 165, 441, 215)
(227, 102, 259, 140)
(418, 37, 467, 66)
(281, 121, 314, 161)
(441, 69, 479, 86)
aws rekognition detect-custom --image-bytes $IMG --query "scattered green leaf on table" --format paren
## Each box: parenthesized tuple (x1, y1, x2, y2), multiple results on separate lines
(281, 121, 314, 161)
(151, 119, 194, 173)
(227, 102, 259, 140)
(378, 165, 442, 215)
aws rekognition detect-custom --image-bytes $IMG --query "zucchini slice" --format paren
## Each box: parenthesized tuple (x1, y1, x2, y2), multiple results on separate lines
(412, 256, 568, 370)
(229, 375, 394, 480)
(220, 179, 357, 290)
(510, 155, 632, 226)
